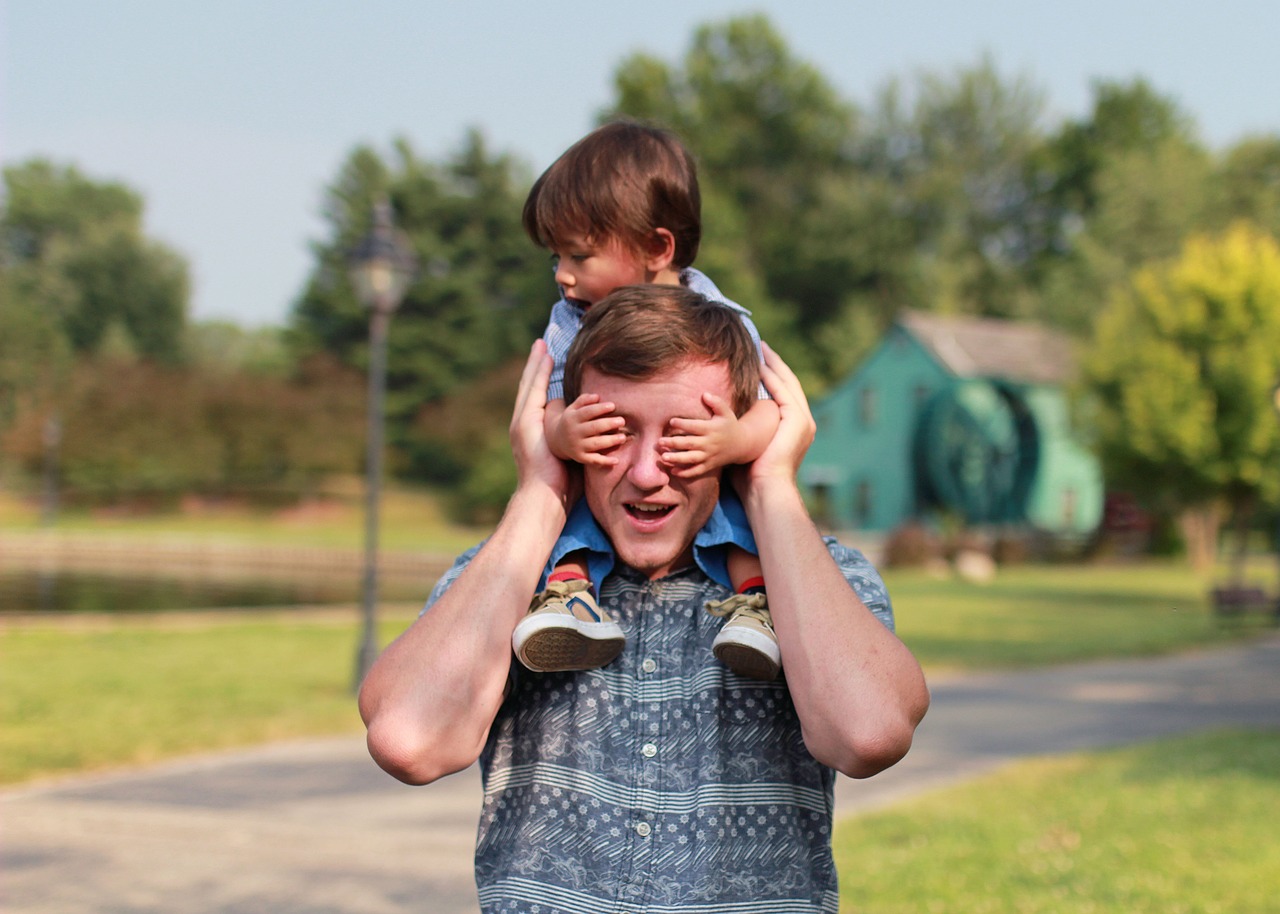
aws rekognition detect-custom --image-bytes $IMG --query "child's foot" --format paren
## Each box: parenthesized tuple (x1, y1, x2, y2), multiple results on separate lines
(513, 579, 624, 672)
(705, 593, 781, 681)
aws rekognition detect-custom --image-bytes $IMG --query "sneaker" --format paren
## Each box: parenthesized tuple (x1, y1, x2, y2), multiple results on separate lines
(705, 592, 781, 681)
(513, 579, 625, 672)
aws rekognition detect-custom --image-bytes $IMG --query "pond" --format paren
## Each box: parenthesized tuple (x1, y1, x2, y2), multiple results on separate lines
(0, 570, 423, 614)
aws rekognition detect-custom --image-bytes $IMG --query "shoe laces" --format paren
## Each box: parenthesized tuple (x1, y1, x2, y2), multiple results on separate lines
(531, 577, 591, 610)
(704, 591, 768, 620)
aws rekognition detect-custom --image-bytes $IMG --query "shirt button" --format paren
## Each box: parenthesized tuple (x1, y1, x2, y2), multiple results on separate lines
(641, 658, 657, 674)
(636, 822, 652, 837)
(641, 743, 657, 758)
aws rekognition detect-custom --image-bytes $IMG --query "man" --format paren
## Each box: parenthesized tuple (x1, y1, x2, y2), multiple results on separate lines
(359, 286, 930, 913)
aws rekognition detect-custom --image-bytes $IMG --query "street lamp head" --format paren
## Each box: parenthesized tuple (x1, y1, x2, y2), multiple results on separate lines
(348, 199, 418, 313)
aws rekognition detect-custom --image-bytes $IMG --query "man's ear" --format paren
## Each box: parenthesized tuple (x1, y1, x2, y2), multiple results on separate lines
(643, 228, 677, 272)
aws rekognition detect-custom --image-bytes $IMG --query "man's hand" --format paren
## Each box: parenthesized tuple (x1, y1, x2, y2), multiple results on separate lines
(737, 343, 815, 489)
(512, 340, 577, 508)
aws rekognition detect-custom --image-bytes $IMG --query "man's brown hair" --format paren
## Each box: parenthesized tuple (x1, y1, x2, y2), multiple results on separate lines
(522, 120, 701, 268)
(563, 285, 759, 417)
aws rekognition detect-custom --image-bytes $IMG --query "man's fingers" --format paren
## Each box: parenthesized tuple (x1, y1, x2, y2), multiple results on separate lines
(761, 342, 811, 418)
(513, 339, 551, 425)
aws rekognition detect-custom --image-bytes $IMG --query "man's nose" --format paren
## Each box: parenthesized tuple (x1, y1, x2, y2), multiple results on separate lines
(627, 439, 670, 489)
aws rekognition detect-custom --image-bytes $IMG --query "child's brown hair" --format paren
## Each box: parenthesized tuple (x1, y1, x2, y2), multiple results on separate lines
(522, 120, 701, 268)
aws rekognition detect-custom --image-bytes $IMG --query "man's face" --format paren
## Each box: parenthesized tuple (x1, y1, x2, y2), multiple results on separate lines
(551, 234, 649, 308)
(580, 360, 728, 580)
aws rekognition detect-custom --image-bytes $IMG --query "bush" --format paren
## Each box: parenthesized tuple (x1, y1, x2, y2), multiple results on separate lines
(883, 521, 944, 568)
(2, 355, 366, 504)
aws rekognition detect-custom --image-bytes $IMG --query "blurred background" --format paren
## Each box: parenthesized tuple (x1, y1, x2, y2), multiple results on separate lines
(4, 5, 1280, 911)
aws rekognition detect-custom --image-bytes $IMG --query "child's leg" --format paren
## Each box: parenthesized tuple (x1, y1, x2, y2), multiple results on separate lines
(708, 544, 780, 681)
(548, 550, 591, 586)
(512, 508, 623, 674)
(726, 545, 765, 596)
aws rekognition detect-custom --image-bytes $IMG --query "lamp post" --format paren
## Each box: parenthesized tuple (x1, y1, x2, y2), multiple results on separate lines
(348, 199, 417, 690)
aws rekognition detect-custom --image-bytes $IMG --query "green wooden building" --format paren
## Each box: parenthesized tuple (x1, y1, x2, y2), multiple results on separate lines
(800, 309, 1103, 537)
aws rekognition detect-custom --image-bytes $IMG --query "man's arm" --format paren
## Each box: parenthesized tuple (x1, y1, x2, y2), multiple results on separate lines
(739, 343, 930, 779)
(358, 340, 571, 785)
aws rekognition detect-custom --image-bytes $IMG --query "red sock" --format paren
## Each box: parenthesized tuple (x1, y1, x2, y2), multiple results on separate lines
(549, 569, 590, 585)
(737, 576, 766, 595)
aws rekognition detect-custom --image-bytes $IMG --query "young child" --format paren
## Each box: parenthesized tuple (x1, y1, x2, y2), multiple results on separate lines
(510, 119, 783, 680)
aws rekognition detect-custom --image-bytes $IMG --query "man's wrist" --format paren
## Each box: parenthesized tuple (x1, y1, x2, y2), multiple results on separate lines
(741, 474, 805, 524)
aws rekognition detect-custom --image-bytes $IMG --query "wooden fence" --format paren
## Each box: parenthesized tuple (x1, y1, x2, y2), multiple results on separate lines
(0, 532, 455, 585)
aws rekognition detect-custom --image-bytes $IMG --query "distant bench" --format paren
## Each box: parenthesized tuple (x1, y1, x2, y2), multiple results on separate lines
(1210, 585, 1280, 622)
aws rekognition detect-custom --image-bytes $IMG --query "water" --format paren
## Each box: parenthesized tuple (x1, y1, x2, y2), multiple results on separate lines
(0, 570, 373, 614)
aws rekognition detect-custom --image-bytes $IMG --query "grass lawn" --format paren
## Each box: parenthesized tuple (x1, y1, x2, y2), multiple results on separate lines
(882, 561, 1267, 672)
(2, 484, 1276, 785)
(0, 610, 417, 785)
(835, 729, 1280, 913)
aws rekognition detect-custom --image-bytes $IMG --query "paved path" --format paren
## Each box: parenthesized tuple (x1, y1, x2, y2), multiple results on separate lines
(4, 633, 1278, 914)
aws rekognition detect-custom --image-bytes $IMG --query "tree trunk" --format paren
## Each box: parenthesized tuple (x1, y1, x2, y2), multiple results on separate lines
(1178, 503, 1223, 573)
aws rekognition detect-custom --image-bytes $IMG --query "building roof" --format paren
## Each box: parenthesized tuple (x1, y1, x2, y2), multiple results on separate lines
(896, 308, 1078, 385)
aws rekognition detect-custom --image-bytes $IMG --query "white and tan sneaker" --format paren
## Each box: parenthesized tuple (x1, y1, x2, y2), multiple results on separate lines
(706, 592, 781, 681)
(513, 579, 625, 672)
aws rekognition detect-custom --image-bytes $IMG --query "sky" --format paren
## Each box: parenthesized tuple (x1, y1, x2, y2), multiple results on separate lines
(4, 1, 1279, 328)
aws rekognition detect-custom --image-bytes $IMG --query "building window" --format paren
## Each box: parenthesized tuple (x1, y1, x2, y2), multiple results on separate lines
(855, 480, 873, 527)
(809, 484, 832, 527)
(858, 387, 876, 427)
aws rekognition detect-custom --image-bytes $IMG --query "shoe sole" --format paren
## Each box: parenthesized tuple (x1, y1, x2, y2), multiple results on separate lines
(513, 615, 625, 673)
(713, 628, 781, 681)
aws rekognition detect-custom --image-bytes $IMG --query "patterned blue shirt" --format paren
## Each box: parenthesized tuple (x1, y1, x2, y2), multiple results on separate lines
(541, 267, 768, 402)
(423, 539, 895, 913)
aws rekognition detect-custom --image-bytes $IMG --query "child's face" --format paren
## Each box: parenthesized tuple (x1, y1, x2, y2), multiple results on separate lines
(551, 234, 651, 308)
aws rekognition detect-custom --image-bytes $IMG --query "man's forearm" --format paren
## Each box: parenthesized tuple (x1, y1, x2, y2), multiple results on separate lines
(358, 483, 565, 784)
(744, 479, 929, 778)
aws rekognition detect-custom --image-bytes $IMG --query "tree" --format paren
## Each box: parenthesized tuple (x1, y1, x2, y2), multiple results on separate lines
(1, 352, 365, 503)
(606, 14, 868, 381)
(1207, 136, 1280, 238)
(0, 159, 189, 363)
(1033, 81, 1208, 333)
(1083, 222, 1280, 568)
(290, 132, 550, 479)
(860, 56, 1050, 320)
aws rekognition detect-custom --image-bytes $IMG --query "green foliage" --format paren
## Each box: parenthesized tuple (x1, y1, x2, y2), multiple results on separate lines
(606, 14, 868, 378)
(0, 159, 189, 364)
(1208, 135, 1280, 237)
(863, 55, 1050, 320)
(289, 132, 551, 481)
(184, 321, 292, 377)
(835, 730, 1280, 914)
(1083, 223, 1280, 533)
(1, 355, 366, 502)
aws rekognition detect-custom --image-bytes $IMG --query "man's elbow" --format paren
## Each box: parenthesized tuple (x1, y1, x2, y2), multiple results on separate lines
(364, 713, 480, 786)
(809, 697, 930, 779)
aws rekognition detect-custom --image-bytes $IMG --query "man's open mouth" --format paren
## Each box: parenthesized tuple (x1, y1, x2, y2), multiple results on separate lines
(625, 503, 673, 520)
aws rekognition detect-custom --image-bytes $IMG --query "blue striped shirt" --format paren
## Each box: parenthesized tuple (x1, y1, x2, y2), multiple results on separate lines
(424, 540, 894, 913)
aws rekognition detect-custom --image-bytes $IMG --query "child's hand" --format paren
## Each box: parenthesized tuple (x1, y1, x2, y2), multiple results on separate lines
(552, 394, 625, 465)
(659, 392, 745, 477)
